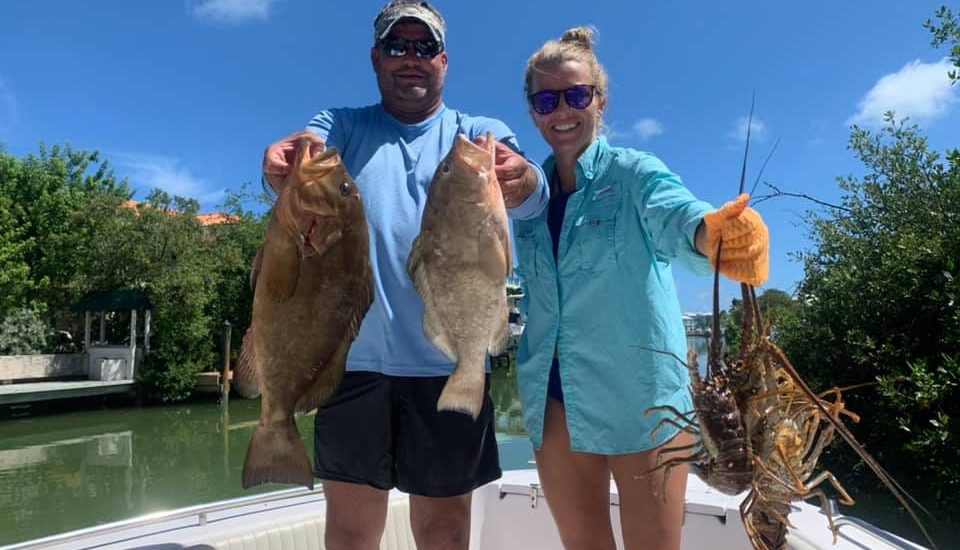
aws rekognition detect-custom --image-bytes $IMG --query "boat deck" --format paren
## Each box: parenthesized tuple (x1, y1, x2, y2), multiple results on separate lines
(2, 470, 929, 550)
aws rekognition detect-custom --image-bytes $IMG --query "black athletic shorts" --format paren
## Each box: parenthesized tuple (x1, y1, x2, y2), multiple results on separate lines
(313, 371, 502, 497)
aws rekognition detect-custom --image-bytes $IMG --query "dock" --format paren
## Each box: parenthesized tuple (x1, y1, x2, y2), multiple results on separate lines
(194, 370, 232, 394)
(0, 380, 135, 406)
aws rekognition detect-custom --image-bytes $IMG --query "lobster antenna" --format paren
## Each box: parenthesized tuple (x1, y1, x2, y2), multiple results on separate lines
(750, 137, 781, 197)
(738, 91, 756, 196)
(711, 93, 757, 375)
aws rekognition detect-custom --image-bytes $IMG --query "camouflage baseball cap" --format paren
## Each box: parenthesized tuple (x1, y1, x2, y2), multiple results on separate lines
(373, 1, 446, 45)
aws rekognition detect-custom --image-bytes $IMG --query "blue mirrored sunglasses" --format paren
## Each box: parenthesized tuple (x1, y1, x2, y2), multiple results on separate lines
(528, 85, 596, 115)
(379, 36, 444, 59)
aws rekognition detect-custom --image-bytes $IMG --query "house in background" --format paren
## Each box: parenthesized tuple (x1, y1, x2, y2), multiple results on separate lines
(682, 313, 712, 336)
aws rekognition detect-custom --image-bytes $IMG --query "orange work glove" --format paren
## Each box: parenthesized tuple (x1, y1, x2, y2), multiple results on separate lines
(702, 194, 770, 286)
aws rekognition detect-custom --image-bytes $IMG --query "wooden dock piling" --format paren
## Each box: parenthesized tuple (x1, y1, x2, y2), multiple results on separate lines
(220, 320, 232, 405)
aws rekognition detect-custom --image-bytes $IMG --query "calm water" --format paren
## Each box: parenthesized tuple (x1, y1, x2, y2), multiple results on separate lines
(2, 338, 953, 547)
(0, 368, 531, 546)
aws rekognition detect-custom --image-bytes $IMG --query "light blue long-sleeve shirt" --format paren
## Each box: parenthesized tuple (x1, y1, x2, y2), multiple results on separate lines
(307, 103, 548, 377)
(515, 137, 714, 454)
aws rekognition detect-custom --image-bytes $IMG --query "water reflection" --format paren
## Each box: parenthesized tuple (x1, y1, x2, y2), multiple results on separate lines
(0, 399, 299, 545)
(490, 366, 525, 436)
(687, 335, 710, 377)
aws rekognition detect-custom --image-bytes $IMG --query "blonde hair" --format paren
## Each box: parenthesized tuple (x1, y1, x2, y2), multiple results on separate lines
(524, 26, 609, 133)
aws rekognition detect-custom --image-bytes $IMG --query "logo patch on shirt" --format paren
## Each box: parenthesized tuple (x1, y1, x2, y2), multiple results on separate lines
(591, 185, 618, 207)
(592, 185, 614, 199)
(590, 185, 620, 210)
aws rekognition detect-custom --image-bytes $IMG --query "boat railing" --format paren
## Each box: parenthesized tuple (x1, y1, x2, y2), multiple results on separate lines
(831, 515, 927, 550)
(4, 486, 324, 550)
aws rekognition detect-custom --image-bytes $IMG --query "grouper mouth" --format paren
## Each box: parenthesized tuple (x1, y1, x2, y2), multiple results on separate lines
(452, 133, 494, 175)
(273, 141, 350, 254)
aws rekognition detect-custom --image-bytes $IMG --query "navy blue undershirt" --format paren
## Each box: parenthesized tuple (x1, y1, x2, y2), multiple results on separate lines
(546, 175, 572, 403)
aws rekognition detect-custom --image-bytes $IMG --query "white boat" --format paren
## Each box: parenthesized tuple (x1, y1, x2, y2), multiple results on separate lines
(3, 469, 927, 550)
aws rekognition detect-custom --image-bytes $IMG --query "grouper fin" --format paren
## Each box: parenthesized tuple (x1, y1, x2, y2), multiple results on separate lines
(407, 232, 456, 359)
(233, 324, 260, 398)
(295, 358, 346, 415)
(296, 264, 375, 414)
(437, 356, 486, 420)
(488, 303, 510, 356)
(406, 232, 429, 298)
(478, 222, 509, 282)
(242, 420, 314, 490)
(294, 326, 351, 414)
(258, 223, 301, 302)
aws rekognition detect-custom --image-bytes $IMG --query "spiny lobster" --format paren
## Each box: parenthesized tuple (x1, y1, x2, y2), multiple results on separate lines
(642, 97, 937, 549)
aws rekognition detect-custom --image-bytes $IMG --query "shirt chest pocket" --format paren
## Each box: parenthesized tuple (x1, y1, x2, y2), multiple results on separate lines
(573, 199, 618, 272)
(513, 220, 545, 279)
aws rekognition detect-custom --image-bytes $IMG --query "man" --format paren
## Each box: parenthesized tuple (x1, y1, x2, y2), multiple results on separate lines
(261, 2, 548, 549)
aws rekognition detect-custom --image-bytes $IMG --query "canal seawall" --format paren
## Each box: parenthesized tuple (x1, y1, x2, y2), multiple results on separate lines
(1, 354, 84, 382)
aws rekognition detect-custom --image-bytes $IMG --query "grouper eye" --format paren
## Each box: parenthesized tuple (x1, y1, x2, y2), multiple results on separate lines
(339, 181, 352, 197)
(441, 163, 451, 174)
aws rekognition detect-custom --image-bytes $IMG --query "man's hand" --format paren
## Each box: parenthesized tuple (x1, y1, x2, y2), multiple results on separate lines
(696, 193, 770, 286)
(474, 135, 537, 209)
(263, 131, 325, 192)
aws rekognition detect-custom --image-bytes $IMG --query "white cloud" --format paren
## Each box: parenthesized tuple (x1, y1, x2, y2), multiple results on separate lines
(0, 77, 18, 138)
(848, 58, 957, 127)
(601, 121, 629, 142)
(189, 0, 280, 25)
(728, 116, 766, 143)
(110, 152, 224, 207)
(633, 118, 664, 141)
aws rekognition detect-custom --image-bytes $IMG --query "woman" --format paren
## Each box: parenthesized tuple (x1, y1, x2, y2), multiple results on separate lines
(514, 27, 769, 549)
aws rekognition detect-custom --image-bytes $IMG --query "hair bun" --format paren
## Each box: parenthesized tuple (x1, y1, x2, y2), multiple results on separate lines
(560, 26, 596, 49)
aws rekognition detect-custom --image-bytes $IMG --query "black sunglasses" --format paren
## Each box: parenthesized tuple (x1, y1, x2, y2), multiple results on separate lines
(528, 85, 596, 115)
(379, 36, 444, 59)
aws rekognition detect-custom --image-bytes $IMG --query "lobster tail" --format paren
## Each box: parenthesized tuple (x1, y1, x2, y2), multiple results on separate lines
(750, 503, 791, 550)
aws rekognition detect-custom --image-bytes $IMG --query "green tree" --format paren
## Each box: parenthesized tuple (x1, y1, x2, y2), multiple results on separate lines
(76, 185, 268, 402)
(925, 5, 960, 83)
(80, 189, 222, 402)
(0, 144, 130, 318)
(200, 183, 269, 364)
(1, 142, 268, 397)
(780, 114, 959, 505)
(0, 307, 48, 354)
(777, 12, 960, 507)
(0, 156, 31, 315)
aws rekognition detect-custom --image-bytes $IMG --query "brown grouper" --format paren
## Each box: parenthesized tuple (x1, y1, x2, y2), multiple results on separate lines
(407, 133, 512, 419)
(234, 139, 373, 489)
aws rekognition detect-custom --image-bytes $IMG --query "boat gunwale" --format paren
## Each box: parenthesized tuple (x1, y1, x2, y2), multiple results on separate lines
(3, 486, 324, 550)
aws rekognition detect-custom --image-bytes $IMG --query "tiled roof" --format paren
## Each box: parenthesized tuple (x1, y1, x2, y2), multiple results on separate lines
(122, 200, 239, 225)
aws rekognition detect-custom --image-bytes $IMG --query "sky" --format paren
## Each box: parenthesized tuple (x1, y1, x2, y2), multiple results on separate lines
(1, 0, 957, 312)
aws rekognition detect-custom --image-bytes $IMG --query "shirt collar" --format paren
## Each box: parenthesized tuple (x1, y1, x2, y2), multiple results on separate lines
(543, 137, 612, 191)
(380, 102, 448, 134)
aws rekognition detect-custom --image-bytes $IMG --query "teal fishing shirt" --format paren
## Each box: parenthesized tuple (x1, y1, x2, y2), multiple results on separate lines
(514, 137, 715, 454)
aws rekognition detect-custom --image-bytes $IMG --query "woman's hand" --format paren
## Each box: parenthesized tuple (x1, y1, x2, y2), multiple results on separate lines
(697, 193, 770, 286)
